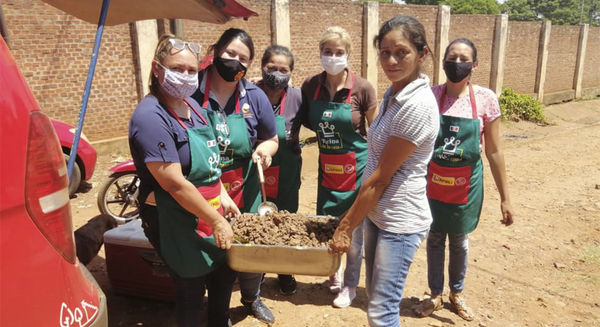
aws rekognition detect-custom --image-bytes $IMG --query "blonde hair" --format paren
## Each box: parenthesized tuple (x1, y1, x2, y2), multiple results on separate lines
(319, 26, 352, 54)
(148, 33, 198, 100)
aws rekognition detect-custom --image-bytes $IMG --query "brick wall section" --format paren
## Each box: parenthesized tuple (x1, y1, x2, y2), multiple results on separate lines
(3, 0, 138, 141)
(582, 27, 600, 90)
(449, 15, 496, 90)
(377, 4, 439, 97)
(504, 21, 541, 94)
(4, 1, 600, 142)
(289, 0, 364, 91)
(544, 25, 580, 94)
(184, 0, 271, 82)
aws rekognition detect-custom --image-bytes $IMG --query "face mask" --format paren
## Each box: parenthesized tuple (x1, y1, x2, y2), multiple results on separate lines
(443, 61, 473, 83)
(158, 63, 199, 99)
(262, 69, 290, 91)
(214, 56, 247, 82)
(321, 55, 347, 75)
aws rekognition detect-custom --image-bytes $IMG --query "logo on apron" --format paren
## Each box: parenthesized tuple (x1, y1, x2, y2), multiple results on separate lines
(217, 136, 234, 167)
(317, 122, 343, 150)
(207, 140, 216, 147)
(431, 173, 456, 186)
(435, 136, 464, 162)
(323, 111, 332, 117)
(207, 196, 221, 210)
(449, 125, 460, 132)
(208, 153, 221, 182)
(324, 164, 344, 174)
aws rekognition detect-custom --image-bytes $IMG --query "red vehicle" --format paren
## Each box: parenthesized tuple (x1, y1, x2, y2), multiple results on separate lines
(0, 36, 108, 327)
(51, 118, 98, 196)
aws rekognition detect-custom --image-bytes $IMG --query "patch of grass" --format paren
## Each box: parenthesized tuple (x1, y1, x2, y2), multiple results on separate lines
(499, 87, 547, 124)
(582, 245, 600, 267)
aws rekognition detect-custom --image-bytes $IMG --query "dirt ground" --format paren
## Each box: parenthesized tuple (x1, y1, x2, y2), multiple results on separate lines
(72, 98, 600, 327)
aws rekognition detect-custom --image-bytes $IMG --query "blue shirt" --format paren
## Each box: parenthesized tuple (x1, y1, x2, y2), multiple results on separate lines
(191, 69, 277, 148)
(129, 96, 210, 204)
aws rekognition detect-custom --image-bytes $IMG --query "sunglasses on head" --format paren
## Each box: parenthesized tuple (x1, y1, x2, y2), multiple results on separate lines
(169, 38, 202, 54)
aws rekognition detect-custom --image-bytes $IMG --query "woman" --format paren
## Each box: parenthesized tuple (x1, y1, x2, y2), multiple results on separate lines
(415, 38, 515, 321)
(191, 28, 278, 324)
(129, 34, 240, 327)
(330, 16, 439, 327)
(300, 26, 378, 308)
(255, 45, 303, 295)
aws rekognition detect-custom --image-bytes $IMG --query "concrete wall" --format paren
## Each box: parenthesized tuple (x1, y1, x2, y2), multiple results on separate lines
(3, 0, 600, 142)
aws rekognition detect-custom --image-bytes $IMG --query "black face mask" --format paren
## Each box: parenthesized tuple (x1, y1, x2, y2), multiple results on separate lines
(213, 56, 247, 82)
(443, 61, 473, 83)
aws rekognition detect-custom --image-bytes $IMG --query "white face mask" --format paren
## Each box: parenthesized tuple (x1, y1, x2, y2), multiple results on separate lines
(158, 63, 199, 99)
(321, 55, 347, 75)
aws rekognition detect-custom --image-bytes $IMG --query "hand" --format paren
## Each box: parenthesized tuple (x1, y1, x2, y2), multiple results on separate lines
(212, 218, 234, 250)
(221, 192, 240, 220)
(500, 200, 514, 226)
(252, 150, 272, 170)
(328, 220, 353, 255)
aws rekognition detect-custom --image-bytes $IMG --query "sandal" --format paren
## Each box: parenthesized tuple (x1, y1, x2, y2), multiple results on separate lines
(414, 295, 443, 318)
(449, 292, 475, 321)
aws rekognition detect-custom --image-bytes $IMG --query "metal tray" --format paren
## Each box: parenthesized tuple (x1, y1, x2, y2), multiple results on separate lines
(227, 215, 341, 276)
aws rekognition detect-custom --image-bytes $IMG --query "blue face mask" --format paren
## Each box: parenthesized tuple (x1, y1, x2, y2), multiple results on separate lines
(261, 69, 290, 91)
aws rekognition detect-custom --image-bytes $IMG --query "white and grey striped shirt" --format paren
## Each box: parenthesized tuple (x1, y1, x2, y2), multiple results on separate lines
(364, 75, 439, 234)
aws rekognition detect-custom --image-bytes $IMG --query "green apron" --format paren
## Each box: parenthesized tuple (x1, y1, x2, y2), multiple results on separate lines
(263, 89, 302, 212)
(155, 101, 225, 278)
(201, 74, 259, 213)
(308, 75, 368, 216)
(427, 83, 484, 235)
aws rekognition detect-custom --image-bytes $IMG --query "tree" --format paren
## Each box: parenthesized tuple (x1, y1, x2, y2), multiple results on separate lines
(502, 0, 600, 26)
(404, 0, 501, 14)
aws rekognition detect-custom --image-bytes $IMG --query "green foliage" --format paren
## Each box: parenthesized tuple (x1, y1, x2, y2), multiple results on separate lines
(502, 0, 600, 26)
(404, 0, 443, 5)
(442, 0, 501, 14)
(498, 88, 547, 123)
(404, 0, 501, 13)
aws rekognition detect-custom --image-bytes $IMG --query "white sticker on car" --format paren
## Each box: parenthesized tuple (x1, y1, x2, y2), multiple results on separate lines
(60, 300, 99, 327)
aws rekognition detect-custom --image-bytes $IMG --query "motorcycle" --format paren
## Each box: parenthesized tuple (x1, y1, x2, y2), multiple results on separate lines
(97, 160, 140, 224)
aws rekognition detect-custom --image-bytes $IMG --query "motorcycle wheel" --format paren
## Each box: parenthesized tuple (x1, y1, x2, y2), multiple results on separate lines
(97, 172, 140, 224)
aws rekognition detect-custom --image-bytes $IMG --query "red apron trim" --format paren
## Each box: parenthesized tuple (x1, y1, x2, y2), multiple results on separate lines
(427, 161, 471, 205)
(166, 100, 208, 129)
(195, 181, 222, 237)
(221, 167, 244, 209)
(279, 89, 287, 115)
(313, 73, 355, 105)
(263, 166, 280, 199)
(320, 152, 357, 192)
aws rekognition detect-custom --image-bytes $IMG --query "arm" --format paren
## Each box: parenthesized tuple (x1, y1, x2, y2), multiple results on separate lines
(365, 100, 379, 127)
(253, 87, 279, 169)
(146, 161, 234, 249)
(483, 117, 514, 226)
(330, 136, 417, 253)
(253, 136, 278, 169)
(364, 82, 379, 127)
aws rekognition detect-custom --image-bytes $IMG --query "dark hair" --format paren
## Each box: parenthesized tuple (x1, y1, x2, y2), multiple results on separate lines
(207, 28, 255, 62)
(373, 15, 429, 54)
(260, 45, 295, 72)
(443, 38, 478, 63)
